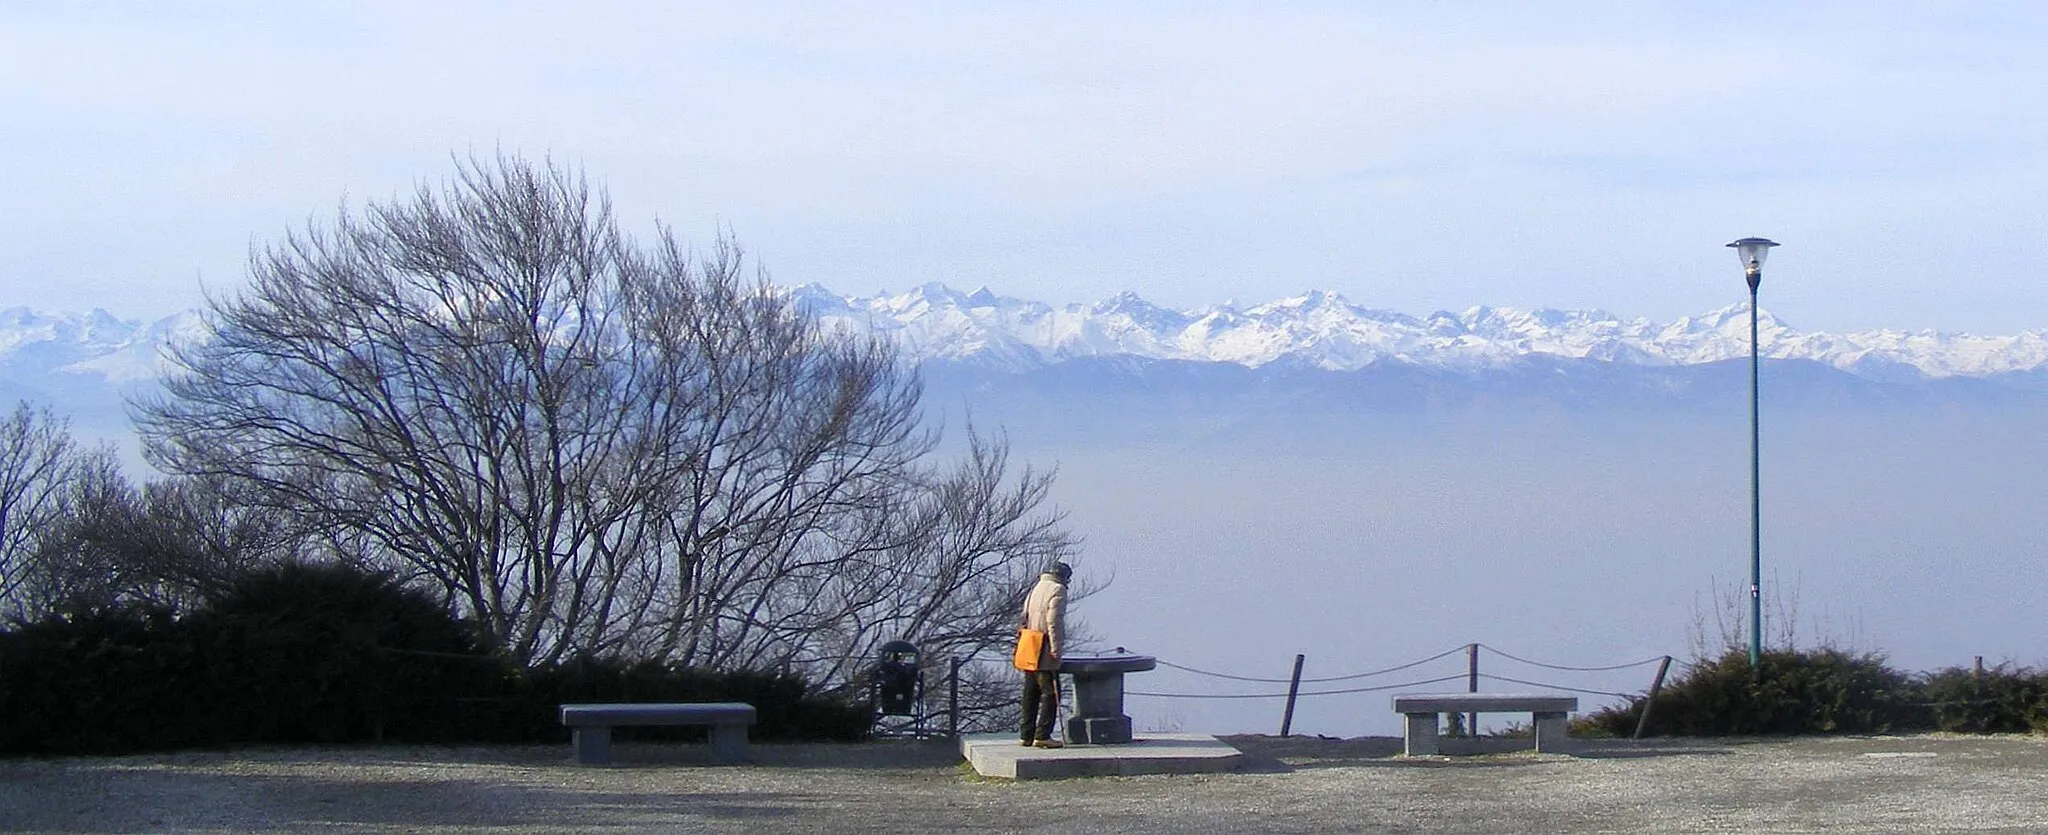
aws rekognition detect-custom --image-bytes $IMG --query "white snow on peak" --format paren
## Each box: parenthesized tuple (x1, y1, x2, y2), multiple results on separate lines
(0, 307, 209, 383)
(3, 287, 2045, 384)
(793, 285, 2048, 379)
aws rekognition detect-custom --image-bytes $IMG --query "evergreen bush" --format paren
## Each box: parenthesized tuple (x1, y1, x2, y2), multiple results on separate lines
(180, 561, 510, 744)
(477, 657, 871, 743)
(1914, 666, 2048, 733)
(1590, 648, 1916, 737)
(0, 561, 871, 754)
(0, 607, 205, 753)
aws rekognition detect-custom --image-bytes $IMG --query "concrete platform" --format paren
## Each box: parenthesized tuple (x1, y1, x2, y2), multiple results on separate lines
(959, 733, 1244, 780)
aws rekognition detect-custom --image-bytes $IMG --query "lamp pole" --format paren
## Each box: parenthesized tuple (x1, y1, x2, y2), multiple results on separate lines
(1727, 237, 1778, 673)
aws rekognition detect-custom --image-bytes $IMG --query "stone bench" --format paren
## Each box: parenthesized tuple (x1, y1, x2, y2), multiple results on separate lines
(559, 702, 756, 765)
(1391, 693, 1578, 756)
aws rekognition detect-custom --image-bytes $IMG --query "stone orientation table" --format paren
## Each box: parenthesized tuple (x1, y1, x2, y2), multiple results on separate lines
(1060, 653, 1156, 744)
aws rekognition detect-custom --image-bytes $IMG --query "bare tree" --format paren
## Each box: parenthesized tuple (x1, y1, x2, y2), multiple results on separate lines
(137, 153, 1078, 685)
(32, 472, 319, 615)
(0, 402, 295, 620)
(130, 474, 314, 600)
(0, 402, 103, 620)
(11, 446, 141, 617)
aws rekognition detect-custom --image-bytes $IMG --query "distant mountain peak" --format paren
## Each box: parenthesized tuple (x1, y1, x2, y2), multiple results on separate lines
(1256, 288, 1352, 312)
(962, 286, 998, 307)
(796, 283, 2048, 379)
(5, 285, 2047, 391)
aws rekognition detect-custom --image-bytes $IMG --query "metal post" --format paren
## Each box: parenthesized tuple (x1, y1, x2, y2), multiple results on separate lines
(1749, 280, 1763, 676)
(1729, 236, 1776, 680)
(1633, 656, 1673, 740)
(1280, 653, 1306, 737)
(1466, 643, 1480, 737)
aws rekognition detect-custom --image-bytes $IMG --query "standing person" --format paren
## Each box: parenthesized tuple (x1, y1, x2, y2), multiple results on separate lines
(1019, 561, 1070, 748)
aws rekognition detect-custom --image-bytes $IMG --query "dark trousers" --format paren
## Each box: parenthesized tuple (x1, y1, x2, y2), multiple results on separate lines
(1020, 670, 1060, 741)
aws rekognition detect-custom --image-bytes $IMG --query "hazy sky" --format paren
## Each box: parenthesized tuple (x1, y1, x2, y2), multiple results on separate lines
(1029, 409, 2048, 736)
(4, 2, 2044, 332)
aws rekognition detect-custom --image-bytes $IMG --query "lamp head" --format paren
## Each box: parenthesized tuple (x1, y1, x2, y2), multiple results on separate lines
(1727, 237, 1778, 288)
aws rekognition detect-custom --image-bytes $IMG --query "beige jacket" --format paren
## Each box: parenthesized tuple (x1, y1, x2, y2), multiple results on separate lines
(1020, 572, 1067, 668)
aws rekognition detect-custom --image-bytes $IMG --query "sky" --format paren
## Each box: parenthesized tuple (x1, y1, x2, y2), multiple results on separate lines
(4, 2, 2045, 333)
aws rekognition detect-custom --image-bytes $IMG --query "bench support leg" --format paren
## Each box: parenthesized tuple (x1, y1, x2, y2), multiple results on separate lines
(710, 722, 749, 764)
(573, 727, 613, 765)
(1533, 711, 1570, 753)
(1403, 712, 1440, 756)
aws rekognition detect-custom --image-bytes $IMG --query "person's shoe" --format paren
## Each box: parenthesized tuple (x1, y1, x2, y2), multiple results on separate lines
(1019, 740, 1036, 747)
(1033, 739, 1064, 749)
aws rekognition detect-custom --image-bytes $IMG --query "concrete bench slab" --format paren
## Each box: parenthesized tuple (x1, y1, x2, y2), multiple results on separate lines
(1392, 692, 1578, 756)
(959, 733, 1243, 780)
(559, 702, 756, 765)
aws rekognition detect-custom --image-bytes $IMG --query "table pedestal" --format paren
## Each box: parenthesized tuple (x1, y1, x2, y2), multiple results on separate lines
(1059, 654, 1157, 745)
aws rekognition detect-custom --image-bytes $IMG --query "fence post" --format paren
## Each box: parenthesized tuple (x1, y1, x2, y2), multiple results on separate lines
(1280, 653, 1306, 737)
(1466, 643, 1480, 737)
(948, 656, 965, 739)
(1632, 655, 1673, 740)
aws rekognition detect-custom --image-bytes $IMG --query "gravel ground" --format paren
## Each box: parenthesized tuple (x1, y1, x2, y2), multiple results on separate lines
(5, 733, 2048, 833)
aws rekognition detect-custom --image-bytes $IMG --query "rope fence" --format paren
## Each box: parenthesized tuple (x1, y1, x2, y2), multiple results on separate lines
(1129, 642, 1675, 736)
(1476, 644, 1670, 673)
(926, 640, 1680, 740)
(915, 643, 2019, 741)
(1131, 674, 1470, 700)
(1154, 644, 1470, 684)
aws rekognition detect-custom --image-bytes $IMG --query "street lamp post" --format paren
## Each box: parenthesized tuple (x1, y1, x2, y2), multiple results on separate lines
(1727, 237, 1778, 673)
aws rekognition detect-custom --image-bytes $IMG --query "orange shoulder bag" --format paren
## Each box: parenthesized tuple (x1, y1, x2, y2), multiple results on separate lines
(1013, 628, 1047, 671)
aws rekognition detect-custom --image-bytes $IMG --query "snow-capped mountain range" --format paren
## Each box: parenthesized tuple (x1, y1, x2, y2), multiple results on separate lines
(796, 283, 2048, 380)
(2, 286, 2047, 391)
(0, 306, 209, 385)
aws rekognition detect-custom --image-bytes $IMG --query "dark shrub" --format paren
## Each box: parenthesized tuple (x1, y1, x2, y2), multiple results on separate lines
(2, 561, 869, 754)
(1915, 666, 2048, 733)
(1590, 648, 1915, 737)
(488, 658, 871, 743)
(0, 606, 205, 753)
(183, 561, 509, 744)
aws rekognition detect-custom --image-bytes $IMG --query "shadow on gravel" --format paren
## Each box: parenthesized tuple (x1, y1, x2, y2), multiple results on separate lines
(355, 740, 964, 771)
(0, 763, 815, 833)
(732, 740, 967, 771)
(1220, 734, 1732, 773)
(169, 741, 967, 772)
(1570, 740, 1735, 760)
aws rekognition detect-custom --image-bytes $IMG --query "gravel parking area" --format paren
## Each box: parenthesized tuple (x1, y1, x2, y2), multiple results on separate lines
(5, 733, 2048, 833)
